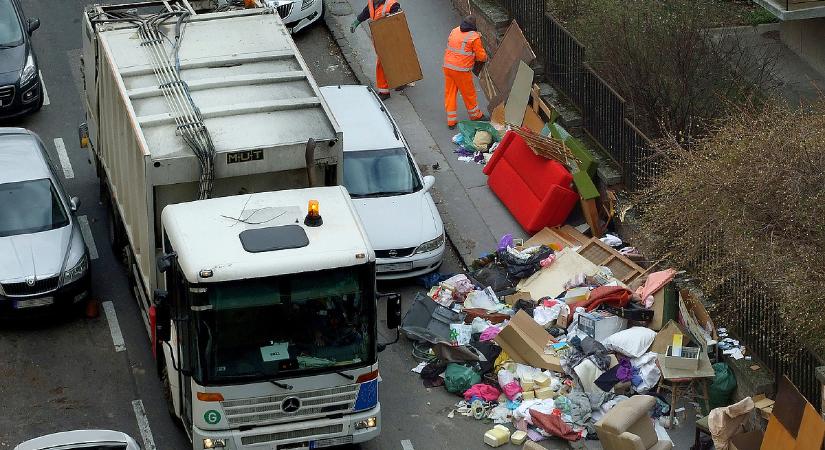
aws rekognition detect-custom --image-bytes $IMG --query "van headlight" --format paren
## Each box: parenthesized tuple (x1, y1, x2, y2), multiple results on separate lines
(301, 0, 315, 10)
(63, 254, 89, 285)
(21, 53, 37, 86)
(203, 438, 226, 448)
(414, 233, 444, 254)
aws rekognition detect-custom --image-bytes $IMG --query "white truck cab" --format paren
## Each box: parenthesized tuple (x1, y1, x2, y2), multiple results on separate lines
(154, 187, 397, 449)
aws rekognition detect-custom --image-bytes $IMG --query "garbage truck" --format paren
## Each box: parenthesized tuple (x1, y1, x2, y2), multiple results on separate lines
(79, 3, 400, 448)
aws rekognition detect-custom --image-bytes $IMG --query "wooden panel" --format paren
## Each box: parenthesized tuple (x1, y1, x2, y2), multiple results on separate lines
(484, 21, 535, 108)
(793, 403, 825, 450)
(774, 376, 808, 437)
(522, 106, 545, 133)
(369, 12, 423, 88)
(761, 415, 796, 450)
(580, 198, 602, 238)
(504, 61, 533, 126)
(577, 238, 645, 283)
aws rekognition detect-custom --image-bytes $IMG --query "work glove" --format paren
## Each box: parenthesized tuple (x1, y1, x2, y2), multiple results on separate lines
(350, 19, 361, 33)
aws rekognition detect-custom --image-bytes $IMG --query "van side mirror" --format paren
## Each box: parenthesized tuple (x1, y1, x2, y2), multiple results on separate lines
(380, 292, 402, 330)
(153, 290, 171, 343)
(422, 175, 435, 193)
(27, 18, 40, 34)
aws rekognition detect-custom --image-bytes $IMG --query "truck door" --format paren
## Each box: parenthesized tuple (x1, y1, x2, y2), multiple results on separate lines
(167, 262, 194, 435)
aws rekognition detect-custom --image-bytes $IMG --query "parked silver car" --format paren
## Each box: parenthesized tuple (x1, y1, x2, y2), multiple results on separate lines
(14, 430, 140, 450)
(0, 128, 90, 314)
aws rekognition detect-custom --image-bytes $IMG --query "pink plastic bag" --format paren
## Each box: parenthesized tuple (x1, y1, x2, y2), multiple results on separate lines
(479, 326, 501, 341)
(502, 381, 523, 400)
(463, 383, 501, 402)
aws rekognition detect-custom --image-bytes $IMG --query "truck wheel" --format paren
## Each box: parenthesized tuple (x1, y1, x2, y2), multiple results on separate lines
(160, 365, 183, 428)
(107, 205, 127, 266)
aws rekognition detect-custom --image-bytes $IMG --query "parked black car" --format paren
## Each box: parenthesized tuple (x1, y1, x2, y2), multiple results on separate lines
(0, 0, 41, 119)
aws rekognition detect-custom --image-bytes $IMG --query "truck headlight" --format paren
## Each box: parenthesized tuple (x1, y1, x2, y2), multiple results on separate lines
(21, 53, 37, 86)
(63, 253, 89, 285)
(354, 416, 377, 430)
(414, 233, 444, 254)
(301, 0, 315, 10)
(203, 438, 226, 449)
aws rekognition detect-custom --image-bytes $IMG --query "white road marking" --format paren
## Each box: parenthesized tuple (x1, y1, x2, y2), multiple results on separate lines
(401, 440, 415, 450)
(132, 399, 157, 450)
(77, 215, 98, 260)
(39, 71, 49, 106)
(102, 301, 126, 352)
(53, 138, 74, 179)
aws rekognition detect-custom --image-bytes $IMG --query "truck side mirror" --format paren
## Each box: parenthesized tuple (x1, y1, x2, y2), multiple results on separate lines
(153, 289, 171, 343)
(27, 18, 40, 35)
(156, 252, 176, 273)
(380, 292, 402, 329)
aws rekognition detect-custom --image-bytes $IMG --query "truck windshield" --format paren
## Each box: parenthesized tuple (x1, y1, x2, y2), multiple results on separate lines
(192, 266, 375, 384)
(343, 148, 422, 198)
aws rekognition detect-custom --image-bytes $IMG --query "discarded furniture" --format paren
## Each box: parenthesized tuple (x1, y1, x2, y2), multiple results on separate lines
(657, 350, 716, 426)
(483, 131, 578, 233)
(595, 395, 674, 450)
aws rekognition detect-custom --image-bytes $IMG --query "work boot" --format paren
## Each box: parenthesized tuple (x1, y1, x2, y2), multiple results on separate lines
(476, 114, 489, 122)
(378, 92, 391, 100)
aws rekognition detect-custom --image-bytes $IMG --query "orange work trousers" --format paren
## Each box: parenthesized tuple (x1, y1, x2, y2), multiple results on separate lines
(376, 58, 390, 94)
(443, 67, 482, 126)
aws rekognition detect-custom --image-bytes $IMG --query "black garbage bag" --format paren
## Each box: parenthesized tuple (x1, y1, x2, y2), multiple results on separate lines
(471, 264, 513, 292)
(498, 245, 553, 280)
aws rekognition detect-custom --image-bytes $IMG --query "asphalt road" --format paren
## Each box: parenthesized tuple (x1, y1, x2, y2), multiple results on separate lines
(0, 6, 515, 450)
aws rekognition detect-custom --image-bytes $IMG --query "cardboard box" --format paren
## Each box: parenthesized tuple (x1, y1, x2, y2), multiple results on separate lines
(651, 320, 693, 354)
(369, 12, 423, 88)
(663, 345, 700, 370)
(578, 310, 627, 342)
(494, 310, 562, 372)
(649, 282, 678, 331)
(501, 291, 532, 306)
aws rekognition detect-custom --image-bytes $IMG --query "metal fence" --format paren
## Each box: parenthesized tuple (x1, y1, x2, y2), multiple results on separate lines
(496, 0, 823, 409)
(498, 0, 660, 190)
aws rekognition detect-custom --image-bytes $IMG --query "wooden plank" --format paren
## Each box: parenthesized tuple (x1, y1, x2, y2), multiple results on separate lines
(580, 198, 602, 238)
(369, 12, 423, 88)
(504, 61, 533, 126)
(560, 225, 590, 246)
(522, 106, 545, 133)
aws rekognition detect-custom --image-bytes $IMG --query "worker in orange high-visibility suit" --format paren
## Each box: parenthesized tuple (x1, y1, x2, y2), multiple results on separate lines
(351, 0, 401, 100)
(443, 16, 487, 129)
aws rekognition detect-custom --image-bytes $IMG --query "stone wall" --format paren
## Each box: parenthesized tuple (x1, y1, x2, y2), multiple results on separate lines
(449, 0, 510, 54)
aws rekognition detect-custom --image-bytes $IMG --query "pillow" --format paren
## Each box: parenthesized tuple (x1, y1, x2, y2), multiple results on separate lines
(601, 327, 656, 358)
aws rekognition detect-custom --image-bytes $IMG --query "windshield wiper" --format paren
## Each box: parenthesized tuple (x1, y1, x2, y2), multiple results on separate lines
(366, 191, 410, 198)
(334, 371, 355, 381)
(268, 379, 293, 390)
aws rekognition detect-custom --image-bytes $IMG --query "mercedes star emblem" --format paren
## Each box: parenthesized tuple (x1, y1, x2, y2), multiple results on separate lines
(281, 396, 301, 413)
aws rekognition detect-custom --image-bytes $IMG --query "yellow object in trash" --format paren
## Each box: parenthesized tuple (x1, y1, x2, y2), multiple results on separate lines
(473, 130, 493, 152)
(521, 380, 535, 391)
(493, 350, 511, 372)
(484, 426, 510, 447)
(534, 373, 550, 387)
(522, 390, 535, 400)
(536, 387, 557, 400)
(511, 430, 528, 445)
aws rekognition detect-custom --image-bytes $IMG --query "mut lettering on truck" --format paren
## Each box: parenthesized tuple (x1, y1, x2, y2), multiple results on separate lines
(226, 149, 264, 164)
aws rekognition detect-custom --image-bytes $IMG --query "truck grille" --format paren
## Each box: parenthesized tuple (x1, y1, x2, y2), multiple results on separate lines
(375, 247, 416, 258)
(2, 276, 60, 296)
(240, 424, 343, 446)
(0, 86, 14, 107)
(222, 384, 359, 427)
(276, 2, 293, 18)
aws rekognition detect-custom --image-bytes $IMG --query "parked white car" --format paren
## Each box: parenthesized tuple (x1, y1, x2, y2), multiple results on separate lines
(265, 0, 323, 33)
(320, 85, 445, 279)
(15, 430, 140, 450)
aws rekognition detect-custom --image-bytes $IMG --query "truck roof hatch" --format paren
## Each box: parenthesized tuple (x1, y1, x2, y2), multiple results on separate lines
(239, 225, 309, 253)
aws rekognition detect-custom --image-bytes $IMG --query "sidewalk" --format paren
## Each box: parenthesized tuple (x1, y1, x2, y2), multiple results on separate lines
(323, 0, 527, 267)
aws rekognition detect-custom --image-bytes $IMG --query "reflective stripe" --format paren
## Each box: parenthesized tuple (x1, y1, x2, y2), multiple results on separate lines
(369, 0, 396, 20)
(443, 63, 472, 72)
(378, 88, 390, 94)
(446, 31, 477, 56)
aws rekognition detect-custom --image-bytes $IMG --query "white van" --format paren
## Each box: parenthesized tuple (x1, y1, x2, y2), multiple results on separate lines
(320, 85, 446, 280)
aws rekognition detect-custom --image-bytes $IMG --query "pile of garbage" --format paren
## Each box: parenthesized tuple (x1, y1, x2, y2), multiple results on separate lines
(403, 226, 733, 448)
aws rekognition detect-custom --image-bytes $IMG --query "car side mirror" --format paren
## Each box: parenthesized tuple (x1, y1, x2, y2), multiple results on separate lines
(380, 292, 402, 330)
(70, 196, 81, 213)
(27, 18, 40, 34)
(422, 175, 435, 193)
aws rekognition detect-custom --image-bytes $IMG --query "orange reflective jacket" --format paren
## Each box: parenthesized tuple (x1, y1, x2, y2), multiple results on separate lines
(369, 0, 397, 20)
(443, 27, 485, 72)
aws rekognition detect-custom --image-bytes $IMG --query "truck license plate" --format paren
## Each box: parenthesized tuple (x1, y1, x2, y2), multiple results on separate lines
(14, 296, 54, 309)
(377, 262, 412, 273)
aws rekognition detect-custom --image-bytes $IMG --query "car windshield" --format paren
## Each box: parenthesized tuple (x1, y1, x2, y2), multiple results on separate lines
(192, 266, 375, 384)
(343, 148, 422, 197)
(0, 0, 23, 47)
(0, 179, 69, 237)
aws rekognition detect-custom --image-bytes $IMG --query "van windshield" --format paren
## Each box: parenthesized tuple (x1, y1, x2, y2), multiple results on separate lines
(0, 0, 23, 48)
(0, 179, 69, 237)
(343, 148, 422, 198)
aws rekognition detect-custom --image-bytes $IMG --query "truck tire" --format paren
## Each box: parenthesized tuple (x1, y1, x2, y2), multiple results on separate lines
(107, 203, 127, 266)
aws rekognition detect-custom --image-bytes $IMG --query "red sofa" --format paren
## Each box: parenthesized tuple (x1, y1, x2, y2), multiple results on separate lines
(483, 131, 578, 233)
